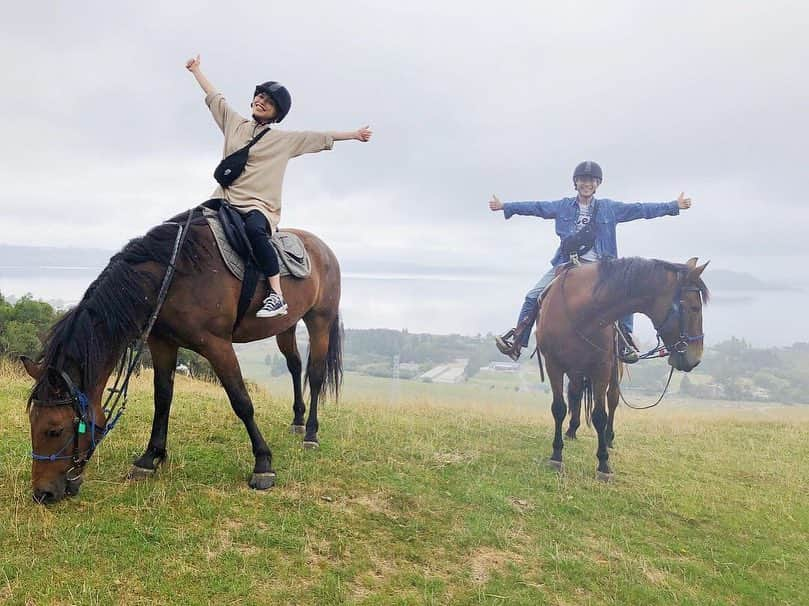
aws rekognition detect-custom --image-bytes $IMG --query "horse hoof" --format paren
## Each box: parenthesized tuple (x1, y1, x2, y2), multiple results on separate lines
(302, 440, 320, 450)
(290, 425, 306, 435)
(126, 465, 156, 481)
(596, 470, 614, 483)
(249, 472, 276, 490)
(547, 459, 564, 473)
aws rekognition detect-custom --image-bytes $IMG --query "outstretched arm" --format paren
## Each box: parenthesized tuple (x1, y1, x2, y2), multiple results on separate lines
(185, 54, 216, 96)
(612, 192, 692, 223)
(329, 126, 373, 143)
(489, 194, 561, 219)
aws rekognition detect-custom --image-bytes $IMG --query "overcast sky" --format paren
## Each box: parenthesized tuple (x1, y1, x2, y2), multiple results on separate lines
(1, 0, 807, 283)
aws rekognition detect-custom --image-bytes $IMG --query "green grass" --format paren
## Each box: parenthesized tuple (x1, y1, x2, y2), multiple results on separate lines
(1, 359, 808, 605)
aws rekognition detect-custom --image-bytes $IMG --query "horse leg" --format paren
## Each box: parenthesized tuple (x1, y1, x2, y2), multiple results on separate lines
(565, 375, 583, 439)
(277, 324, 306, 435)
(202, 338, 275, 489)
(606, 371, 620, 449)
(546, 360, 567, 472)
(300, 313, 334, 449)
(592, 381, 613, 481)
(129, 337, 178, 480)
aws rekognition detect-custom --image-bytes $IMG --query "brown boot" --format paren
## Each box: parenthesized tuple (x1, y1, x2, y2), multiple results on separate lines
(495, 329, 515, 354)
(495, 332, 523, 361)
(495, 319, 533, 362)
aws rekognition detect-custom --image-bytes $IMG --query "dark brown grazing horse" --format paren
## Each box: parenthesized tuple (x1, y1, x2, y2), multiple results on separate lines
(22, 207, 342, 504)
(537, 256, 709, 481)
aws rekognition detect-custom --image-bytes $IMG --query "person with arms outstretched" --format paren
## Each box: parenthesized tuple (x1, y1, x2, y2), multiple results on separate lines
(186, 54, 372, 317)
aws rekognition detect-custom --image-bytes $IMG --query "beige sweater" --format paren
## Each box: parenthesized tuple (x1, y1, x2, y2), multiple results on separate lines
(206, 91, 333, 229)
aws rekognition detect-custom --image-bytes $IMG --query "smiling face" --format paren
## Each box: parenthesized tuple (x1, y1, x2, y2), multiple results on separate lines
(574, 176, 600, 199)
(251, 92, 278, 124)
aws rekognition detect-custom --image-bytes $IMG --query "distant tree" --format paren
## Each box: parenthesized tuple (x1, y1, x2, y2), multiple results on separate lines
(0, 295, 58, 358)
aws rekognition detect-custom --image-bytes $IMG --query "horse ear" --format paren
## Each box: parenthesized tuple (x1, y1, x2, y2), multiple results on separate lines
(689, 260, 710, 280)
(20, 356, 44, 380)
(685, 257, 698, 270)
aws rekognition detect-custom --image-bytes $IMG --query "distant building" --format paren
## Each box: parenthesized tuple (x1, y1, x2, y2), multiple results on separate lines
(419, 359, 468, 384)
(488, 362, 520, 372)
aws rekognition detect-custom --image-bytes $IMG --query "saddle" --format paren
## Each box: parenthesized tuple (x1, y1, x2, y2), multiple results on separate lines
(200, 200, 311, 327)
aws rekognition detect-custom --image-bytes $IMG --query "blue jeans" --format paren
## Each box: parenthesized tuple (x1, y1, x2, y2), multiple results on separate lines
(514, 267, 633, 347)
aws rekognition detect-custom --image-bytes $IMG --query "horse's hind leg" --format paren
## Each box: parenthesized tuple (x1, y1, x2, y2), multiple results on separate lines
(300, 313, 334, 449)
(606, 368, 620, 449)
(202, 338, 275, 489)
(546, 360, 567, 472)
(592, 381, 613, 481)
(129, 337, 178, 480)
(277, 324, 306, 435)
(566, 375, 584, 439)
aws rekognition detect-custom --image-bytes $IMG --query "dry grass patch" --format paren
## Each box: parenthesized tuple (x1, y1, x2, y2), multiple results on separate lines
(468, 547, 524, 584)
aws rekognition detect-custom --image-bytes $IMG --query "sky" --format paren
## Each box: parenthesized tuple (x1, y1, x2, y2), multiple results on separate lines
(1, 1, 808, 286)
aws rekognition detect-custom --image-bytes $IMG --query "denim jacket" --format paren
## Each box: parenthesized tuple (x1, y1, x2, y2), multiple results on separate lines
(503, 197, 680, 267)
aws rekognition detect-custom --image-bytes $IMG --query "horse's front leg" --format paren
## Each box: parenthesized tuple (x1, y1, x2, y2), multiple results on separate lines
(546, 359, 567, 472)
(592, 379, 613, 481)
(566, 375, 584, 439)
(277, 324, 306, 435)
(129, 338, 178, 480)
(203, 338, 275, 489)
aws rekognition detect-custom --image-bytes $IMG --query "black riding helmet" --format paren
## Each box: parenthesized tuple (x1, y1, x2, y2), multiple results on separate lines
(254, 81, 292, 123)
(573, 161, 603, 184)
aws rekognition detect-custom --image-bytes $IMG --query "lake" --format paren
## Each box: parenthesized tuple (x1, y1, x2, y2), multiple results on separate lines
(1, 266, 805, 348)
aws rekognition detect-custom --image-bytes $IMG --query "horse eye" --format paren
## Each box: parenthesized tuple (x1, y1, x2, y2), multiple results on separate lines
(46, 428, 64, 438)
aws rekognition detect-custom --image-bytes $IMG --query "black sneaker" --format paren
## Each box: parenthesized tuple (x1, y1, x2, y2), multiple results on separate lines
(619, 345, 640, 364)
(256, 293, 288, 318)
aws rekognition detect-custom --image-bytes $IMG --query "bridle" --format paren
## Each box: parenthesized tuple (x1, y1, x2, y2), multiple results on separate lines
(651, 278, 705, 363)
(30, 369, 106, 481)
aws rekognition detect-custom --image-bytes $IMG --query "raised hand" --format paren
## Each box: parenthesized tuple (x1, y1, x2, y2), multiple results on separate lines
(185, 54, 201, 72)
(355, 126, 373, 142)
(677, 192, 692, 210)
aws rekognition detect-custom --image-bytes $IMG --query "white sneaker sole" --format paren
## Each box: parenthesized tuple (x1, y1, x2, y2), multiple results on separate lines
(256, 305, 288, 318)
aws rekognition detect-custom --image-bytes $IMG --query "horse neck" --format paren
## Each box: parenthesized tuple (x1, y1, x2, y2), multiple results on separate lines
(585, 268, 678, 329)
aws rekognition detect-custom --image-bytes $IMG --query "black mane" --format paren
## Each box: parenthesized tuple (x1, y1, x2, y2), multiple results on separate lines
(30, 212, 205, 400)
(593, 257, 710, 303)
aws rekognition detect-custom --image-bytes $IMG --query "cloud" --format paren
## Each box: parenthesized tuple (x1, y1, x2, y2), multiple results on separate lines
(1, 0, 807, 277)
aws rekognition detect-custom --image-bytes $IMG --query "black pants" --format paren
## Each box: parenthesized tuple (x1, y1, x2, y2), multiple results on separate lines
(243, 210, 280, 278)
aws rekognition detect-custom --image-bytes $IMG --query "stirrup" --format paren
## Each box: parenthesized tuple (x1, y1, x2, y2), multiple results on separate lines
(495, 330, 515, 355)
(619, 346, 639, 364)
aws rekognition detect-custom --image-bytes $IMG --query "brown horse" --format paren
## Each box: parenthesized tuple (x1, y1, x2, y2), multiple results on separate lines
(22, 207, 342, 504)
(537, 256, 709, 480)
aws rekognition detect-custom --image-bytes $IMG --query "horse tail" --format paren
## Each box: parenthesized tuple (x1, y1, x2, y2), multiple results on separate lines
(584, 376, 594, 428)
(321, 312, 344, 401)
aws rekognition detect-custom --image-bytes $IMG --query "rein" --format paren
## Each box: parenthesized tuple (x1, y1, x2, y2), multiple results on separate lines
(30, 209, 196, 471)
(556, 265, 703, 410)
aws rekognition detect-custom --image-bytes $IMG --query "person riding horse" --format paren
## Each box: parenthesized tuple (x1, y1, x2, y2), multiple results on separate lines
(489, 161, 693, 362)
(186, 54, 372, 318)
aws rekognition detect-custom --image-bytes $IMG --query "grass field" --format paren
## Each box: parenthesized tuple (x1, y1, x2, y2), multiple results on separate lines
(1, 358, 808, 605)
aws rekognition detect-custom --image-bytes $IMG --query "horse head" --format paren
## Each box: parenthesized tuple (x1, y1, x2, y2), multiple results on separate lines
(651, 257, 710, 372)
(22, 356, 106, 504)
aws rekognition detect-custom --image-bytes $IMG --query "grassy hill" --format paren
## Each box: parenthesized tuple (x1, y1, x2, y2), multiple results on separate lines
(1, 359, 807, 605)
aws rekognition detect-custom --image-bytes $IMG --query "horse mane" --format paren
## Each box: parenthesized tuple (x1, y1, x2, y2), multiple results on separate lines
(29, 211, 206, 403)
(593, 257, 710, 304)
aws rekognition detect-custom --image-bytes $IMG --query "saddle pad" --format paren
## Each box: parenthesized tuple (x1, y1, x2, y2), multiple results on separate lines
(203, 208, 311, 280)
